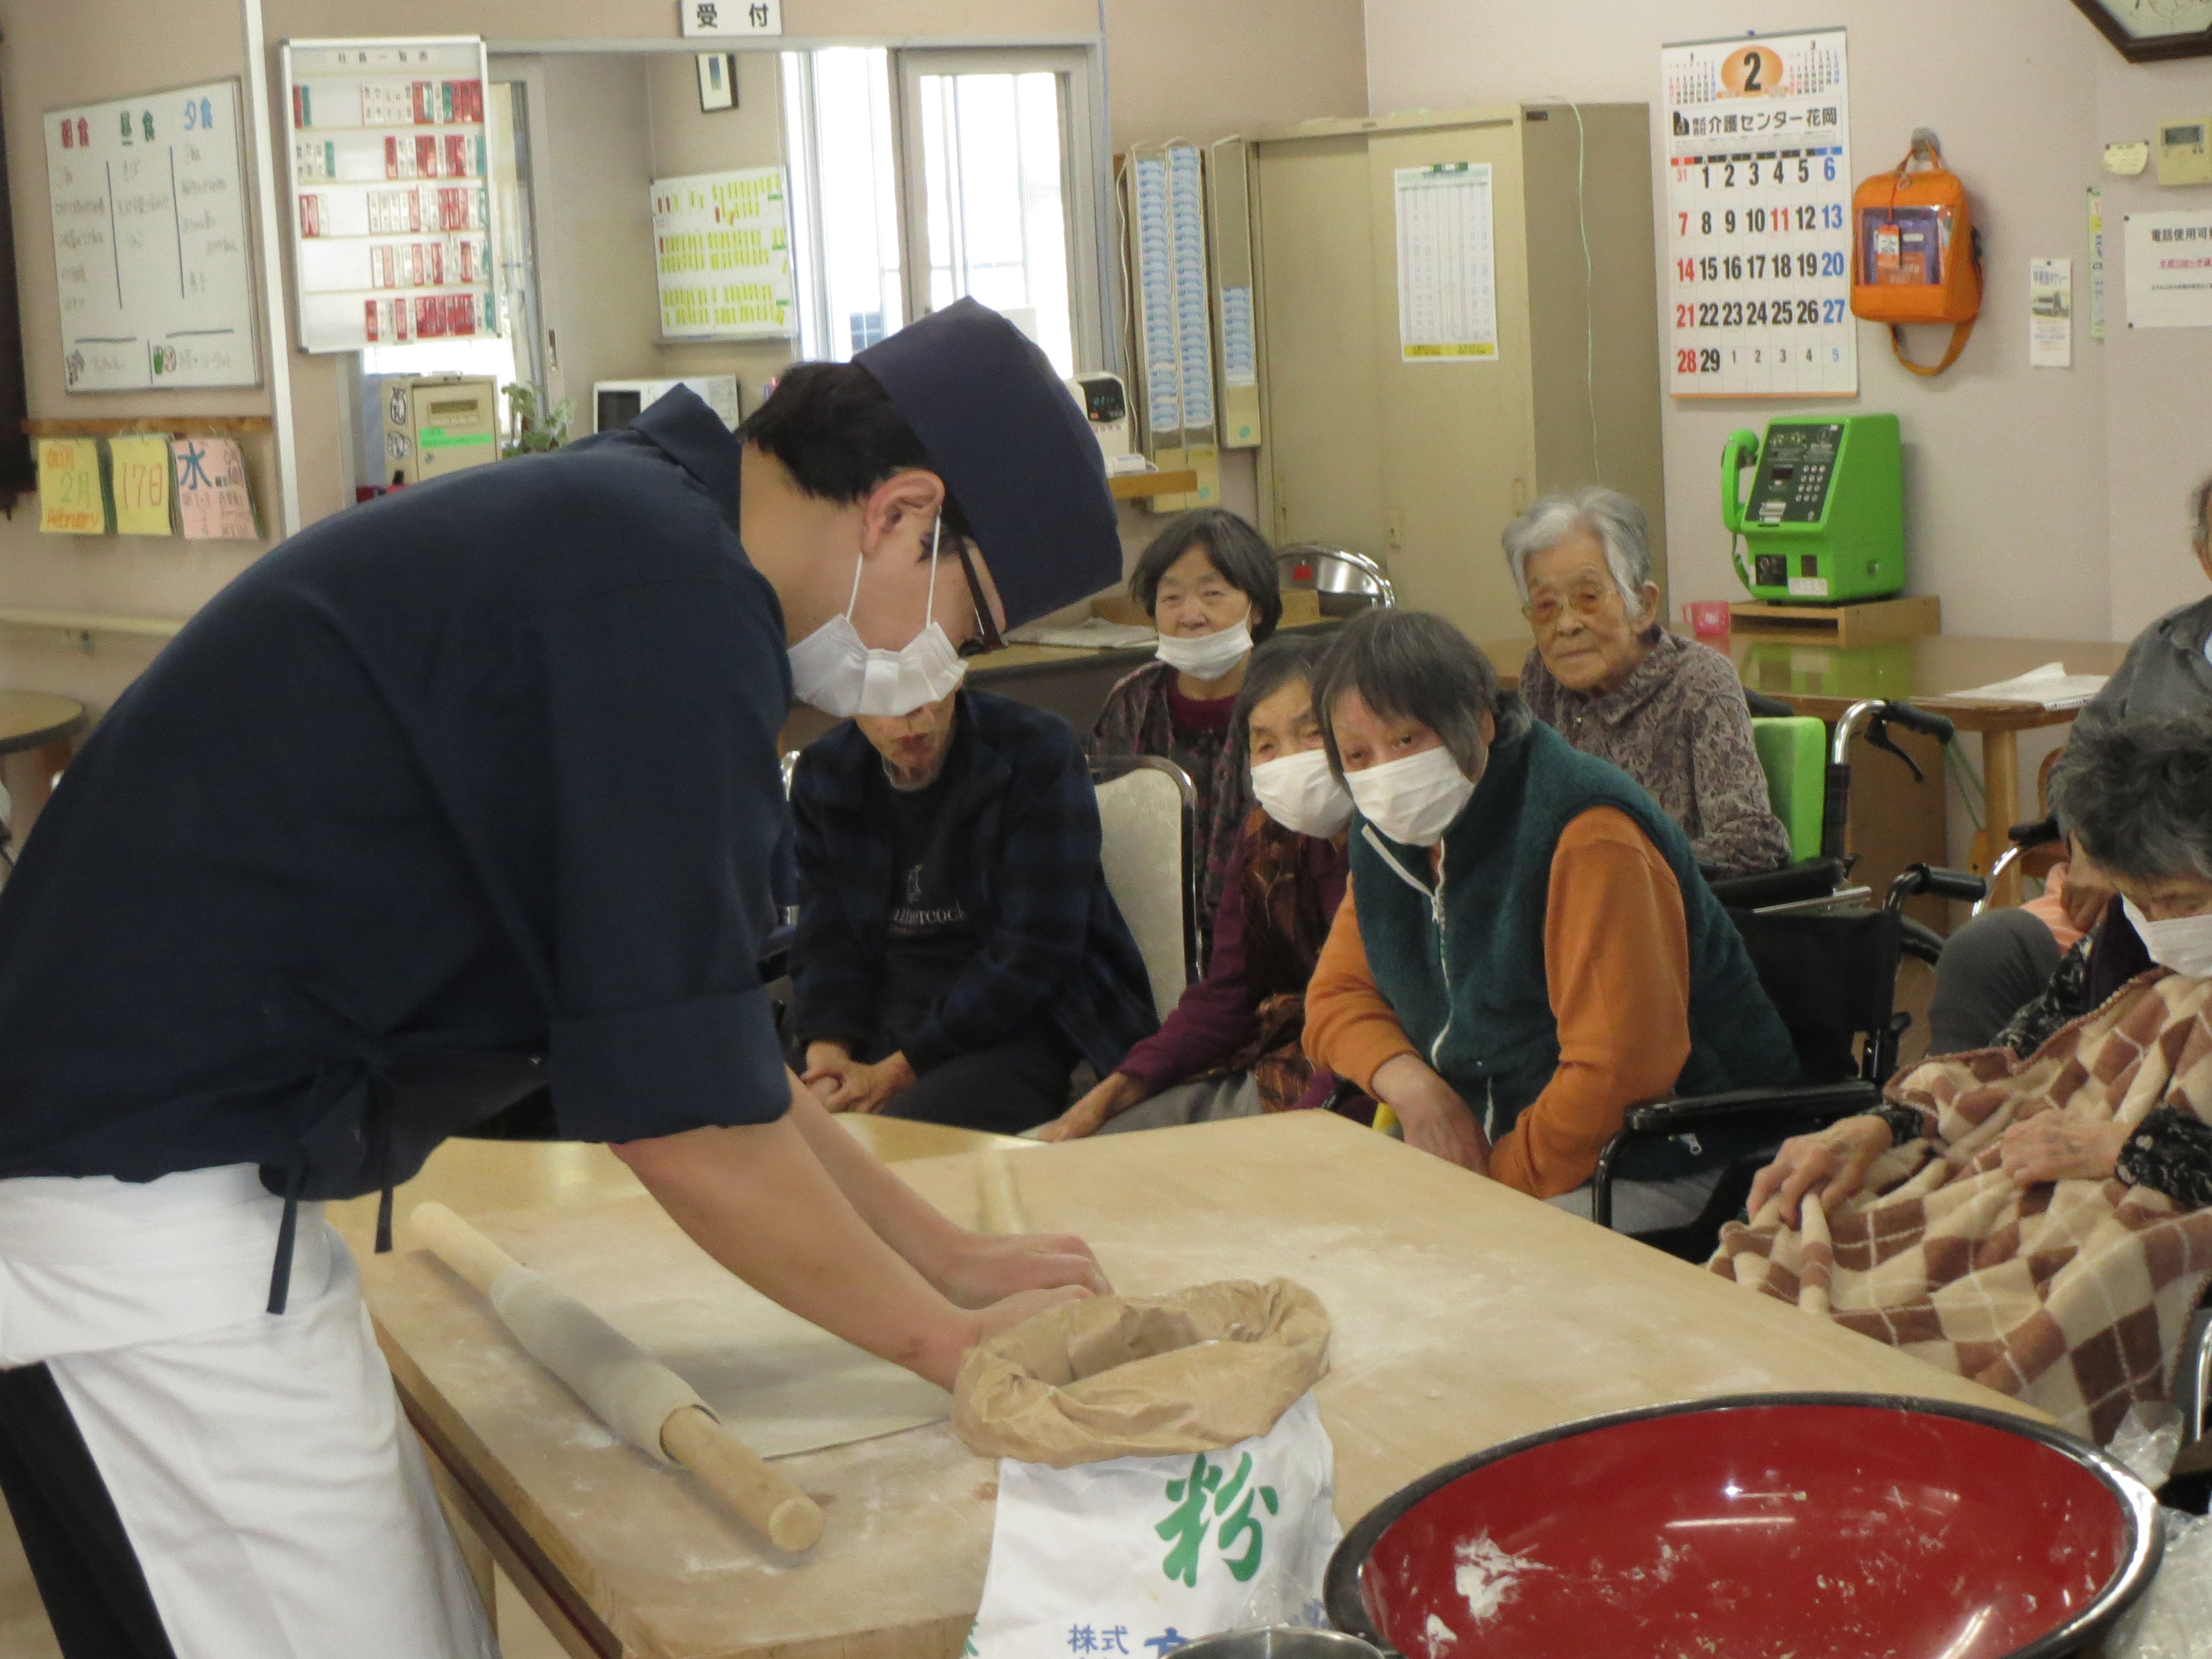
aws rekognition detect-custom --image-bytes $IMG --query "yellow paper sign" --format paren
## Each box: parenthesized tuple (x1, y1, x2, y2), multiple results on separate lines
(36, 438, 107, 535)
(109, 434, 175, 537)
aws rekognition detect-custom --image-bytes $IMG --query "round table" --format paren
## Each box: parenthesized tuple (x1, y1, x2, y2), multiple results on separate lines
(0, 691, 87, 835)
(0, 691, 87, 757)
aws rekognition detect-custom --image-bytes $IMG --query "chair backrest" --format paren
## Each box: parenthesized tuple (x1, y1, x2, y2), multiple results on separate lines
(1751, 716, 1826, 863)
(1729, 907, 1903, 1084)
(1090, 756, 1199, 1021)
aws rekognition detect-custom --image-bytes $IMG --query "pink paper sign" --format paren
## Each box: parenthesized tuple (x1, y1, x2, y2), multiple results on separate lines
(173, 437, 260, 540)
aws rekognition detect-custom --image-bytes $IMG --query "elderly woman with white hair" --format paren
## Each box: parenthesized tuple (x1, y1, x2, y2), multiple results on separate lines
(1717, 711, 2212, 1443)
(1506, 489, 1791, 879)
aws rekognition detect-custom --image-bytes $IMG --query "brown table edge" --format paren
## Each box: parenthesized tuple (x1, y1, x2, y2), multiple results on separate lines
(377, 1316, 626, 1659)
(379, 1301, 984, 1659)
(0, 705, 88, 756)
(22, 416, 274, 437)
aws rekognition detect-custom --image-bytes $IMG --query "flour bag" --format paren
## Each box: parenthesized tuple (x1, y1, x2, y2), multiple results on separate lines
(953, 1279, 1339, 1658)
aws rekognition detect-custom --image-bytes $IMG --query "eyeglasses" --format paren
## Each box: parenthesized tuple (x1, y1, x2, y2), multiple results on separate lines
(950, 537, 1004, 659)
(1521, 581, 1618, 630)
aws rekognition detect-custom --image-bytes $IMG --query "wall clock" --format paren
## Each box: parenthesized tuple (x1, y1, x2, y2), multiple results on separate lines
(2071, 0, 2212, 61)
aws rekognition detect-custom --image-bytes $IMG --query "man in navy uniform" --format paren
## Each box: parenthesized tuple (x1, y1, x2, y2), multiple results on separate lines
(0, 301, 1119, 1659)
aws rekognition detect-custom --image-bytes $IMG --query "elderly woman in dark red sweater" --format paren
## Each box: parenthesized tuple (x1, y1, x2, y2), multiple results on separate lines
(1040, 634, 1356, 1138)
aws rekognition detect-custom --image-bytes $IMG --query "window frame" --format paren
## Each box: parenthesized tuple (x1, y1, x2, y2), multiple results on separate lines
(891, 45, 1110, 379)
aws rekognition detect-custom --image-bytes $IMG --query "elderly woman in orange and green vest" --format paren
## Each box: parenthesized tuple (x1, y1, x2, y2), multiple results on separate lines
(1301, 608, 1803, 1231)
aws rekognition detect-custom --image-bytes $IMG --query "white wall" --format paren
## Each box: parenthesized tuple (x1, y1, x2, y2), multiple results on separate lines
(1365, 0, 2212, 644)
(2096, 52, 2212, 635)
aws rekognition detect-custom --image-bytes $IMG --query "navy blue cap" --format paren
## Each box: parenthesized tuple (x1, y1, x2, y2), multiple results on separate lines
(855, 298, 1120, 629)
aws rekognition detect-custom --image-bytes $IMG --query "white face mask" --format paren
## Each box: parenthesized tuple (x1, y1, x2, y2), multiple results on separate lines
(1155, 615, 1253, 681)
(2122, 897, 2212, 980)
(1250, 748, 1354, 839)
(788, 518, 970, 719)
(1346, 744, 1476, 848)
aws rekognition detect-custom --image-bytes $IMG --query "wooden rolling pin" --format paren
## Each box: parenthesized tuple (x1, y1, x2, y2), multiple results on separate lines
(409, 1201, 825, 1553)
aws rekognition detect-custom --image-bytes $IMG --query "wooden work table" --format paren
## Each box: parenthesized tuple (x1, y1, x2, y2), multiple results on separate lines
(1483, 632, 2131, 908)
(352, 1113, 2034, 1659)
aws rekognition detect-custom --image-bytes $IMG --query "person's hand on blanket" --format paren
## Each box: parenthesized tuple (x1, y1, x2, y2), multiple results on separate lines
(1748, 1116, 1893, 1225)
(1999, 1114, 2129, 1188)
(1372, 1054, 1490, 1172)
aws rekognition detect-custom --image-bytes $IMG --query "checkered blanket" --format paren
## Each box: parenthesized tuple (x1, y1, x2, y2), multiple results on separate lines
(1711, 971, 2212, 1442)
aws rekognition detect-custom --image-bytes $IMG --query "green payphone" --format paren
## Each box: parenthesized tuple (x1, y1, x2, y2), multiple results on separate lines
(1721, 415, 1905, 604)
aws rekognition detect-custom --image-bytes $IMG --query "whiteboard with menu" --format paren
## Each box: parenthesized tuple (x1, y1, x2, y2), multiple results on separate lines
(44, 79, 259, 391)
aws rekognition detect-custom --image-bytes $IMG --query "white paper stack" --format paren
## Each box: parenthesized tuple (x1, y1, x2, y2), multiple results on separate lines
(1002, 617, 1159, 651)
(1946, 662, 2109, 709)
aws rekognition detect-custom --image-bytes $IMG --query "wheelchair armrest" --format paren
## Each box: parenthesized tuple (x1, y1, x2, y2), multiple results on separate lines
(1708, 858, 1849, 911)
(1621, 1079, 1881, 1136)
(1592, 1080, 1881, 1230)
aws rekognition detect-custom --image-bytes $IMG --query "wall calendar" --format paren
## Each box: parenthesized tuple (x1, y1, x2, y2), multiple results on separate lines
(1662, 28, 1857, 399)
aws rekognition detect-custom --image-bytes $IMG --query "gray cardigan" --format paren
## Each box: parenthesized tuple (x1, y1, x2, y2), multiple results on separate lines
(1520, 631, 1793, 879)
(2079, 592, 2212, 734)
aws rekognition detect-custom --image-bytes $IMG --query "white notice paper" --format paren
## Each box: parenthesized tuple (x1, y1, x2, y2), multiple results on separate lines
(651, 167, 793, 340)
(1949, 662, 2108, 710)
(2124, 209, 2212, 329)
(1394, 163, 1496, 363)
(2029, 258, 2072, 367)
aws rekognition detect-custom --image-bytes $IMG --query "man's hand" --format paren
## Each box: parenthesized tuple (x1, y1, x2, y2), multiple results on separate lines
(1372, 1054, 1489, 1171)
(803, 1047, 917, 1113)
(944, 1286, 1096, 1384)
(1747, 1116, 1893, 1225)
(2059, 841, 2117, 936)
(1036, 1071, 1150, 1142)
(931, 1229, 1113, 1307)
(1999, 1113, 2128, 1188)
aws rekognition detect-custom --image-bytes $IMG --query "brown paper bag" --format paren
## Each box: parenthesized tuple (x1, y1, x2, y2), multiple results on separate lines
(953, 1278, 1330, 1469)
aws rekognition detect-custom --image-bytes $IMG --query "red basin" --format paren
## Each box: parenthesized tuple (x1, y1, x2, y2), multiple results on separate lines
(1327, 1395, 2162, 1659)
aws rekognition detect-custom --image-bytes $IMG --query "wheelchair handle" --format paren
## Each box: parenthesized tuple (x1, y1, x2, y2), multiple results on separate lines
(1877, 700, 1955, 745)
(1888, 862, 1988, 908)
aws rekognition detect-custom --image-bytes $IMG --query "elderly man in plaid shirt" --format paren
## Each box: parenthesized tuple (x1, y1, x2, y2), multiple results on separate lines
(791, 685, 1159, 1134)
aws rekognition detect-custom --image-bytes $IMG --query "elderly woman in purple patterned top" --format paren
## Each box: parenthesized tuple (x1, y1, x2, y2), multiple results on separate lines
(1508, 488, 1792, 880)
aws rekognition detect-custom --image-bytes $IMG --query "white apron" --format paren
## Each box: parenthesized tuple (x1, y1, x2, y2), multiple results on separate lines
(0, 1165, 493, 1659)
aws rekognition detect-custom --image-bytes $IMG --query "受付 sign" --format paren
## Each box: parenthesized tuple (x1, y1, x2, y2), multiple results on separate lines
(679, 0, 782, 37)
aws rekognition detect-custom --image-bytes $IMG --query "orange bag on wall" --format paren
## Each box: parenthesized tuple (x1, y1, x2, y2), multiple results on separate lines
(1851, 129, 1982, 377)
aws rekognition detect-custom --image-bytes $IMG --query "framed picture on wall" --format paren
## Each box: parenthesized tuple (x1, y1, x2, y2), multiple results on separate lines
(697, 53, 737, 113)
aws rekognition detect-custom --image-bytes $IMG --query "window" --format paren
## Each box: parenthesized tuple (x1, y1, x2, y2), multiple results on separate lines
(781, 48, 903, 365)
(783, 45, 1106, 377)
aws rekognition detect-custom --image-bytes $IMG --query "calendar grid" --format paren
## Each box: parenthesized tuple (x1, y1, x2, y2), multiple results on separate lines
(1661, 28, 1857, 399)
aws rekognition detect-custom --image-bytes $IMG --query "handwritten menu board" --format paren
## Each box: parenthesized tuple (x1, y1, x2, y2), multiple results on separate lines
(651, 167, 794, 341)
(44, 80, 258, 391)
(1661, 28, 1857, 398)
(281, 38, 498, 354)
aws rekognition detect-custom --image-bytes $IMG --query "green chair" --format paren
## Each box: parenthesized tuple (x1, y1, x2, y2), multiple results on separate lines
(1751, 716, 1826, 865)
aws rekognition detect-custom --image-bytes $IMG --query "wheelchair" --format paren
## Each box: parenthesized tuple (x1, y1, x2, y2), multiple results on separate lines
(1592, 692, 1988, 1257)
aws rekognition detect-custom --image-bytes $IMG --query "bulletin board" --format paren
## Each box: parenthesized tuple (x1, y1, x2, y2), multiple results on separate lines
(281, 36, 500, 354)
(651, 167, 794, 341)
(1661, 28, 1857, 398)
(43, 80, 260, 391)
